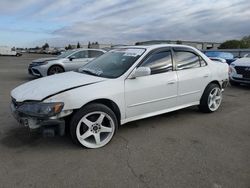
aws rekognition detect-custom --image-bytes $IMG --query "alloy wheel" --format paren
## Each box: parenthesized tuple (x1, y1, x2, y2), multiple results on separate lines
(76, 111, 115, 148)
(208, 87, 222, 111)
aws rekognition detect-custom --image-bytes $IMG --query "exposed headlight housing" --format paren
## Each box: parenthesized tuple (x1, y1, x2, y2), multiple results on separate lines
(17, 102, 64, 118)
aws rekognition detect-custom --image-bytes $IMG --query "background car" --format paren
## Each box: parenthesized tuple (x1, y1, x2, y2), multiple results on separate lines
(204, 51, 236, 65)
(28, 48, 106, 77)
(209, 57, 227, 63)
(229, 57, 250, 86)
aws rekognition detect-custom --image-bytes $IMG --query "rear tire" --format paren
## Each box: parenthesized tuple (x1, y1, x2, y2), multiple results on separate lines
(199, 83, 222, 113)
(70, 103, 118, 148)
(47, 65, 64, 75)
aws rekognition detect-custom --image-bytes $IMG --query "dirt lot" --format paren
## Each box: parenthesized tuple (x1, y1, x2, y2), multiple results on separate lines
(0, 53, 249, 188)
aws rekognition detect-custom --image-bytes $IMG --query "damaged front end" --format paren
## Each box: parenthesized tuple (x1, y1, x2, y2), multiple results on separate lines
(10, 98, 72, 136)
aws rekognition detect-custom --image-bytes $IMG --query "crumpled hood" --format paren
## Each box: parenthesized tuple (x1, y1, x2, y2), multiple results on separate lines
(32, 57, 59, 63)
(11, 72, 106, 102)
(232, 58, 250, 66)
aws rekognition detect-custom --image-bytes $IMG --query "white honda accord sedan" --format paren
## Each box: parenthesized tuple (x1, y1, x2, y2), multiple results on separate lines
(10, 44, 229, 148)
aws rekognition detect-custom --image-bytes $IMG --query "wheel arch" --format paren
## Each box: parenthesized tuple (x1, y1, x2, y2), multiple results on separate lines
(200, 80, 221, 101)
(207, 80, 221, 88)
(78, 98, 121, 125)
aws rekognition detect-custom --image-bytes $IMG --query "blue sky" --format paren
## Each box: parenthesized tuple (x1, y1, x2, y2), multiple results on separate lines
(0, 0, 250, 47)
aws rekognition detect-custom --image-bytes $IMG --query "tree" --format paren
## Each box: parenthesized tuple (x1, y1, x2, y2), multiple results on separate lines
(77, 42, 81, 48)
(176, 40, 182, 44)
(242, 35, 250, 42)
(219, 40, 241, 49)
(42, 43, 49, 50)
(219, 35, 250, 49)
(67, 44, 72, 50)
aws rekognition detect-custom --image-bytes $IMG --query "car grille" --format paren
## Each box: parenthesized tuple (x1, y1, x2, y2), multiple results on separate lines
(234, 66, 250, 78)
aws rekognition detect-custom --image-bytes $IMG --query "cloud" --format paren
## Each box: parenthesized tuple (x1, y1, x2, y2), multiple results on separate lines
(0, 0, 250, 47)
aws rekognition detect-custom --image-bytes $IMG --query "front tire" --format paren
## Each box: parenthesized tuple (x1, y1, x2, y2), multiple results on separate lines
(47, 65, 64, 75)
(70, 103, 118, 148)
(199, 83, 222, 113)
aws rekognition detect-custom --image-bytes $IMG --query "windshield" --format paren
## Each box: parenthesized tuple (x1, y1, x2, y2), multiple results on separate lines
(57, 50, 75, 58)
(80, 48, 145, 78)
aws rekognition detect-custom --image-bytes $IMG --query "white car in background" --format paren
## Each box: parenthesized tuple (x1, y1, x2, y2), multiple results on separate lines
(229, 57, 250, 85)
(0, 46, 22, 56)
(28, 48, 106, 77)
(11, 44, 229, 148)
(209, 57, 227, 64)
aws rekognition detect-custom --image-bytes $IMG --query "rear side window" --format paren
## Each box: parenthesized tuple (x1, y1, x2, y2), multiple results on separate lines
(199, 57, 207, 67)
(140, 51, 173, 74)
(88, 50, 104, 58)
(175, 51, 201, 70)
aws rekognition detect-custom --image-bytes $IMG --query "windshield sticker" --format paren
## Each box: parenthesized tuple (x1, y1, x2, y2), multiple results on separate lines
(112, 49, 144, 57)
(123, 49, 145, 57)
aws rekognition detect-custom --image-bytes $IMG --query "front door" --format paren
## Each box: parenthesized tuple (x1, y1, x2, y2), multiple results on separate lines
(125, 49, 178, 120)
(65, 50, 91, 71)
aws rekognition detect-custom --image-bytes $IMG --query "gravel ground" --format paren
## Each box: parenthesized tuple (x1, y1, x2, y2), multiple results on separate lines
(0, 53, 249, 188)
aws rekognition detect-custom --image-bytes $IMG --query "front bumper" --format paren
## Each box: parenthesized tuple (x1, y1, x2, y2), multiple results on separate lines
(10, 102, 66, 136)
(28, 66, 42, 77)
(230, 75, 250, 84)
(28, 63, 48, 77)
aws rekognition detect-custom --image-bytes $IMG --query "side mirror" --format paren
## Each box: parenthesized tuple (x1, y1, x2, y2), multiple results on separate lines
(130, 67, 151, 78)
(69, 56, 76, 61)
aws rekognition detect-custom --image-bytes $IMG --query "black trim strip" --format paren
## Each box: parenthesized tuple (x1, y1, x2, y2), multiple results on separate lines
(42, 81, 103, 101)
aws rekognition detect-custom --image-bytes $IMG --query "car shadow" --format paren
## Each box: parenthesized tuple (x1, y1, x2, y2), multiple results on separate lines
(231, 84, 250, 90)
(0, 106, 201, 150)
(0, 126, 76, 150)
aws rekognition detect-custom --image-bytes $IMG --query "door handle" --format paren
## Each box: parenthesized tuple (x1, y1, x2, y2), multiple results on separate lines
(167, 80, 176, 85)
(203, 74, 209, 78)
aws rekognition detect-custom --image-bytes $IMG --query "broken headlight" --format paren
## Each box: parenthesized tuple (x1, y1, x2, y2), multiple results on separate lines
(17, 102, 64, 118)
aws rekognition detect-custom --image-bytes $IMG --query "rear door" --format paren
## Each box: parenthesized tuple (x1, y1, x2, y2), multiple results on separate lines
(173, 47, 210, 106)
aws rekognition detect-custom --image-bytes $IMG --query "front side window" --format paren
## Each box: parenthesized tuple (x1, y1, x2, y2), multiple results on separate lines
(175, 51, 200, 70)
(140, 51, 173, 74)
(57, 50, 75, 58)
(72, 51, 88, 59)
(80, 48, 145, 78)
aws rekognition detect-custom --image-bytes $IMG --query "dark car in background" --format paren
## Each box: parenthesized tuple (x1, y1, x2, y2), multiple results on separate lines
(204, 51, 236, 65)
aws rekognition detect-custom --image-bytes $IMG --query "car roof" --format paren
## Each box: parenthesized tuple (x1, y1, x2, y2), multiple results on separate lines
(73, 48, 107, 52)
(117, 44, 198, 51)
